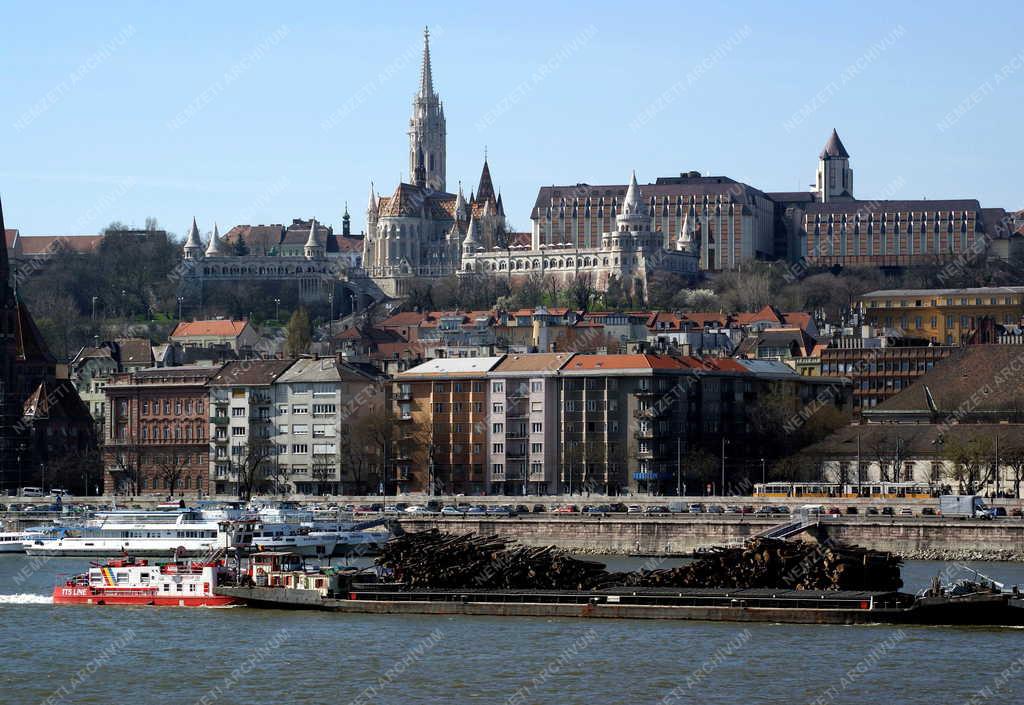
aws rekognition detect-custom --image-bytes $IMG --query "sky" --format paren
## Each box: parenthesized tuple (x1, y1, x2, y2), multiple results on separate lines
(1, 0, 1022, 240)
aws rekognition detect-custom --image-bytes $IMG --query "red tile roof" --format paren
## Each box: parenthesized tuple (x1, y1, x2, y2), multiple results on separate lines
(563, 354, 691, 371)
(171, 320, 251, 338)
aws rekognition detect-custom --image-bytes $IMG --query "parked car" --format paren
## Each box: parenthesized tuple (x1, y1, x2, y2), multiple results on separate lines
(609, 503, 628, 513)
(921, 507, 937, 516)
(404, 505, 433, 515)
(49, 489, 72, 498)
(881, 506, 895, 516)
(899, 507, 914, 516)
(626, 505, 643, 514)
(465, 505, 487, 515)
(531, 504, 547, 514)
(845, 506, 859, 515)
(486, 505, 512, 516)
(18, 487, 44, 497)
(687, 503, 704, 514)
(514, 505, 531, 515)
(1010, 508, 1023, 517)
(825, 506, 842, 515)
(440, 505, 465, 516)
(643, 505, 669, 515)
(552, 504, 578, 514)
(754, 506, 775, 515)
(865, 506, 879, 515)
(706, 505, 725, 514)
(725, 505, 742, 513)
(993, 506, 1008, 517)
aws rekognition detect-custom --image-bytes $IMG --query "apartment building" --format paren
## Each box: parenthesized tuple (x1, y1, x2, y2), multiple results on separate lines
(208, 360, 294, 496)
(859, 287, 1024, 345)
(272, 358, 381, 495)
(486, 353, 572, 494)
(394, 357, 502, 495)
(104, 365, 221, 495)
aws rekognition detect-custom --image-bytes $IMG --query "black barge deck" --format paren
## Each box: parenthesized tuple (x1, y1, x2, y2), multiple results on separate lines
(215, 584, 1024, 626)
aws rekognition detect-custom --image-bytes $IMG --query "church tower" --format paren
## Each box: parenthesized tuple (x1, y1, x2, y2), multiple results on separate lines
(814, 128, 854, 203)
(408, 27, 446, 192)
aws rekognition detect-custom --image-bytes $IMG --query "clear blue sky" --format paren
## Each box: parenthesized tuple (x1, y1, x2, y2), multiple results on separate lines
(1, 0, 1021, 239)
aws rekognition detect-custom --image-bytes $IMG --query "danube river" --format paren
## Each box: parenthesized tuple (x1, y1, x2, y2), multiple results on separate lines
(2, 556, 1023, 705)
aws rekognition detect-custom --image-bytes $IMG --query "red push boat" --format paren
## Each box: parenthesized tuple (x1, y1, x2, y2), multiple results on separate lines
(53, 557, 239, 607)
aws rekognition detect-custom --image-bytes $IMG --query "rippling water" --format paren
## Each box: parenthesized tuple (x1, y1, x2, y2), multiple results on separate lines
(3, 555, 1024, 705)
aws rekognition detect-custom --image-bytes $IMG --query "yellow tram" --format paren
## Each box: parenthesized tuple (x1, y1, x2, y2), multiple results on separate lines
(753, 482, 937, 499)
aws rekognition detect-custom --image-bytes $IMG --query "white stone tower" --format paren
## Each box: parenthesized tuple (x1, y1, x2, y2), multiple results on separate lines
(814, 128, 854, 203)
(408, 27, 446, 192)
(183, 217, 204, 260)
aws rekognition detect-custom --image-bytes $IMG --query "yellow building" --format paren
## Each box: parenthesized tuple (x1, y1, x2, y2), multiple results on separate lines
(859, 287, 1024, 344)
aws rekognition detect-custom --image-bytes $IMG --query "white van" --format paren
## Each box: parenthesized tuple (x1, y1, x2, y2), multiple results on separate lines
(19, 487, 45, 497)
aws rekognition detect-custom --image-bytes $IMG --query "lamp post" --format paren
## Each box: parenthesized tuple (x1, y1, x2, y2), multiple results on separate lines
(273, 298, 281, 323)
(91, 296, 99, 321)
(676, 437, 682, 497)
(177, 296, 184, 321)
(720, 437, 727, 498)
(328, 293, 334, 336)
(761, 457, 766, 486)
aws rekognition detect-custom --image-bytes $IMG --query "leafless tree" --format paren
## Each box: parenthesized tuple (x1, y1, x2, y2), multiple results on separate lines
(154, 450, 190, 496)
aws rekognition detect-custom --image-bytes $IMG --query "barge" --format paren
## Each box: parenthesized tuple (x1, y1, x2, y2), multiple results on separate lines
(214, 552, 1024, 626)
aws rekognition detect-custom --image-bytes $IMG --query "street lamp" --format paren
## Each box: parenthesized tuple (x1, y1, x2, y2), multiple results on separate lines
(273, 298, 281, 323)
(761, 457, 766, 486)
(177, 296, 185, 321)
(328, 293, 334, 336)
(91, 296, 99, 321)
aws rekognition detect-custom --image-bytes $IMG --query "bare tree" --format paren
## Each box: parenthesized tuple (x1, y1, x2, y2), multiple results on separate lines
(154, 451, 190, 496)
(1002, 443, 1024, 499)
(943, 435, 995, 495)
(870, 431, 908, 483)
(110, 435, 145, 495)
(230, 438, 276, 501)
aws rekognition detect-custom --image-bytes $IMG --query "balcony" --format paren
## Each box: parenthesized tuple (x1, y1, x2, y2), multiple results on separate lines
(395, 389, 413, 402)
(633, 387, 657, 397)
(211, 415, 229, 425)
(633, 407, 667, 419)
(507, 387, 530, 399)
(397, 412, 413, 422)
(636, 448, 656, 459)
(633, 427, 656, 439)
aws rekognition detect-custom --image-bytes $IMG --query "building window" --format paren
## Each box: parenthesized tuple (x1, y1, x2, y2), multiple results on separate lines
(531, 443, 543, 453)
(492, 403, 504, 413)
(492, 443, 504, 454)
(531, 402, 542, 412)
(293, 424, 309, 435)
(434, 403, 445, 412)
(292, 444, 308, 454)
(292, 405, 308, 415)
(531, 381, 542, 392)
(492, 382, 504, 393)
(232, 427, 245, 437)
(493, 423, 504, 434)
(232, 407, 245, 417)
(142, 401, 149, 415)
(492, 463, 503, 474)
(531, 422, 542, 433)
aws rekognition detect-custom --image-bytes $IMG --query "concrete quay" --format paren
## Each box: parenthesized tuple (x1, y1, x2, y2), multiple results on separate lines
(396, 516, 1024, 560)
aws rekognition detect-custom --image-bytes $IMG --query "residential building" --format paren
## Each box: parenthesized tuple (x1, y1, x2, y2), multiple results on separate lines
(858, 286, 1024, 345)
(170, 319, 262, 355)
(103, 365, 221, 496)
(806, 346, 1024, 493)
(486, 353, 573, 494)
(207, 359, 295, 496)
(394, 357, 503, 495)
(272, 358, 382, 495)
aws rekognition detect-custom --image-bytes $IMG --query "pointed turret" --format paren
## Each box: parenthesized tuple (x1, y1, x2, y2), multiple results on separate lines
(454, 182, 467, 221)
(496, 192, 505, 217)
(819, 128, 850, 159)
(204, 222, 227, 257)
(304, 218, 324, 259)
(419, 26, 434, 98)
(342, 202, 351, 236)
(476, 158, 495, 203)
(616, 171, 650, 231)
(183, 217, 204, 260)
(367, 182, 378, 216)
(462, 216, 480, 254)
(677, 213, 699, 254)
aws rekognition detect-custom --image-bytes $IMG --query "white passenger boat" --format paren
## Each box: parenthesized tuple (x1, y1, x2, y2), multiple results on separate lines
(24, 510, 235, 558)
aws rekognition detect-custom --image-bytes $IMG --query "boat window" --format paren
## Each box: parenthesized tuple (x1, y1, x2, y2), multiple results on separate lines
(176, 584, 183, 592)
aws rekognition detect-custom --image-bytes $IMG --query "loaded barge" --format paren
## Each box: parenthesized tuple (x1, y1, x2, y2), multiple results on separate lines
(215, 553, 1024, 626)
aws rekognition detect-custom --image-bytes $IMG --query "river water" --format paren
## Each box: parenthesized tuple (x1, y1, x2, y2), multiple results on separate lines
(2, 555, 1024, 705)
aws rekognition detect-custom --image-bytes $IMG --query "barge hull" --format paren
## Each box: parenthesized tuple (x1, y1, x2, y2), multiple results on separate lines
(215, 587, 906, 624)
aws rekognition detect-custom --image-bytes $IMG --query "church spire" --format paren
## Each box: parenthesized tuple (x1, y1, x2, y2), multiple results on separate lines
(476, 157, 495, 203)
(183, 217, 204, 259)
(0, 194, 13, 305)
(420, 26, 434, 98)
(205, 222, 226, 257)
